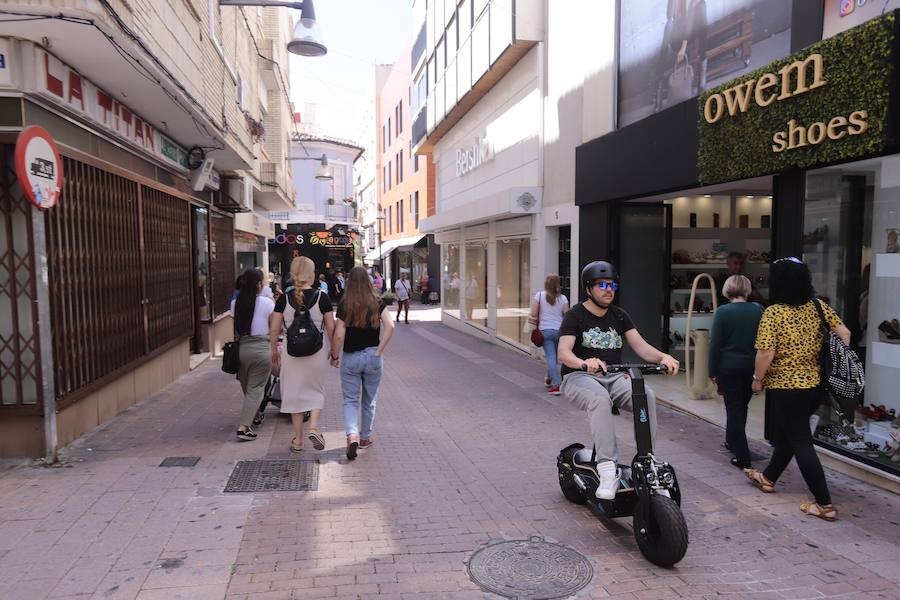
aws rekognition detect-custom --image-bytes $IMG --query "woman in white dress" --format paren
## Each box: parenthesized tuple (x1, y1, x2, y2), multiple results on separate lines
(270, 256, 335, 452)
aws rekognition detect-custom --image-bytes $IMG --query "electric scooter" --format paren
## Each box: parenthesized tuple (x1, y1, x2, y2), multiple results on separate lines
(557, 364, 689, 567)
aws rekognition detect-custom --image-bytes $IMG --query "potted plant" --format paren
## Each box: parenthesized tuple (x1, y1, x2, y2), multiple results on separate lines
(380, 291, 396, 306)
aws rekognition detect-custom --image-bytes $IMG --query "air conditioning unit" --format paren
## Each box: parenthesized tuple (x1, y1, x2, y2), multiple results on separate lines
(225, 177, 253, 211)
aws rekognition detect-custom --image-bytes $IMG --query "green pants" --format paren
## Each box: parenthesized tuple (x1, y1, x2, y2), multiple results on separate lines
(238, 336, 271, 427)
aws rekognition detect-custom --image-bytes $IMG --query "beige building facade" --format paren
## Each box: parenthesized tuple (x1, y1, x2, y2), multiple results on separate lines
(0, 1, 296, 458)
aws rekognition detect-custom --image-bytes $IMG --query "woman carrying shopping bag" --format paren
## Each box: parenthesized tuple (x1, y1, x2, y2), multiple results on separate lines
(331, 266, 395, 460)
(528, 274, 569, 395)
(270, 257, 335, 453)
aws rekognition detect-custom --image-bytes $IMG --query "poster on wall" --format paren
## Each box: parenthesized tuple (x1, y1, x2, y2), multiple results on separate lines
(617, 0, 792, 128)
(823, 0, 900, 38)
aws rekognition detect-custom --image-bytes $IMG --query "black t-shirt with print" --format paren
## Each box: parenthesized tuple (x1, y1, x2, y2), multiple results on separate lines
(558, 303, 636, 376)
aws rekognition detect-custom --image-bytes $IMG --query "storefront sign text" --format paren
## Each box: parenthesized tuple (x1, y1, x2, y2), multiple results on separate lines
(456, 135, 492, 177)
(702, 53, 870, 155)
(35, 49, 188, 170)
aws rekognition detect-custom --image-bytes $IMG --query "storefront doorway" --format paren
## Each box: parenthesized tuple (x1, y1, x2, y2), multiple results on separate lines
(191, 206, 210, 354)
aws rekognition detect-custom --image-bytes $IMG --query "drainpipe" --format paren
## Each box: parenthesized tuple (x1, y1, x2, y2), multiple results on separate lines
(31, 209, 57, 463)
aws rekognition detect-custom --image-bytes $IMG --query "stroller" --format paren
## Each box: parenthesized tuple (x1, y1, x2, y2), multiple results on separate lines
(253, 353, 310, 426)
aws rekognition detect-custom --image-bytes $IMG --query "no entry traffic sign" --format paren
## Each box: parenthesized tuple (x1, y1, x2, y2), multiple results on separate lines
(14, 126, 63, 209)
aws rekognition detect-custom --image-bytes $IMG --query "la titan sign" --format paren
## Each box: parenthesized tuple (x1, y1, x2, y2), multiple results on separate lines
(702, 53, 869, 154)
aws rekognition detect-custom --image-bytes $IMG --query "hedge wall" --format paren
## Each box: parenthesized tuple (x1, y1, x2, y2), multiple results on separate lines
(698, 13, 895, 185)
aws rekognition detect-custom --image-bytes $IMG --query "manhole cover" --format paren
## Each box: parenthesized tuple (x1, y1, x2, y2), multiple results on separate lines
(223, 459, 319, 492)
(159, 457, 200, 467)
(467, 536, 593, 599)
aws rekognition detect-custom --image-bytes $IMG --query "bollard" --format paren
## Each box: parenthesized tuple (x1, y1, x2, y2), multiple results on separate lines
(689, 329, 717, 399)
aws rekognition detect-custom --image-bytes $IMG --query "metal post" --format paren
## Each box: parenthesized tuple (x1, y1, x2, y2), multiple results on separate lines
(32, 208, 57, 463)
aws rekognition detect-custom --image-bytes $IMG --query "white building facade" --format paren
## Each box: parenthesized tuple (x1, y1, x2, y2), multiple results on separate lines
(416, 0, 613, 351)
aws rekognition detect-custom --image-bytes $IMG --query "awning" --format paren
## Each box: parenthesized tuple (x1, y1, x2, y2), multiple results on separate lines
(364, 234, 426, 263)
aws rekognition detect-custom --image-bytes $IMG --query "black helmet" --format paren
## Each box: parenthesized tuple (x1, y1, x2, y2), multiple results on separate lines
(581, 261, 618, 289)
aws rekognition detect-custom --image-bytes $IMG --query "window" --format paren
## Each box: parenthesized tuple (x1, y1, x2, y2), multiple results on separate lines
(447, 16, 458, 54)
(459, 0, 472, 38)
(414, 191, 419, 228)
(383, 165, 387, 193)
(497, 238, 531, 346)
(387, 162, 392, 191)
(399, 100, 403, 134)
(399, 199, 404, 232)
(464, 240, 488, 327)
(443, 243, 460, 319)
(387, 117, 392, 148)
(398, 150, 404, 183)
(382, 124, 387, 151)
(237, 74, 244, 110)
(387, 206, 392, 234)
(395, 201, 400, 232)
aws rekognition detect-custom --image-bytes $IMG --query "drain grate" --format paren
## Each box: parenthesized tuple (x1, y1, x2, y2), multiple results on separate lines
(467, 536, 593, 599)
(159, 456, 201, 467)
(224, 459, 319, 492)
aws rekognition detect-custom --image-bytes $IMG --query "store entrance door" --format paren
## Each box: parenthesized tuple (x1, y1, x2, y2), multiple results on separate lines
(614, 203, 672, 360)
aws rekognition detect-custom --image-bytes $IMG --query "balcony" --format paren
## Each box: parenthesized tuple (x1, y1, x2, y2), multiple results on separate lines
(260, 162, 278, 186)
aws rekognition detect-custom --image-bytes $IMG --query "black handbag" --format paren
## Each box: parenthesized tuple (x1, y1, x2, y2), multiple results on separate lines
(222, 339, 240, 374)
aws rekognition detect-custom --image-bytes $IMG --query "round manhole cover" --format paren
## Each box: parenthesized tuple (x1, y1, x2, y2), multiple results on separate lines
(467, 536, 593, 599)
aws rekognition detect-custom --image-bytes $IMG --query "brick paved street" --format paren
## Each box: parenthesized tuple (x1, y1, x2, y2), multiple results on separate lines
(1, 312, 899, 599)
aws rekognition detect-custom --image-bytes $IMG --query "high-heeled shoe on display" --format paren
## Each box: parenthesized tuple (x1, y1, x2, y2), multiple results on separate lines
(878, 320, 900, 344)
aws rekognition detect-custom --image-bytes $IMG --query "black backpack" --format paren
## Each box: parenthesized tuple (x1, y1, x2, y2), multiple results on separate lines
(812, 299, 865, 402)
(285, 289, 324, 357)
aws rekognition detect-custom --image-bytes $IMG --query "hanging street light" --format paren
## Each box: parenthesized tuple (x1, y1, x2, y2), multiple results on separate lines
(315, 154, 333, 181)
(219, 0, 326, 57)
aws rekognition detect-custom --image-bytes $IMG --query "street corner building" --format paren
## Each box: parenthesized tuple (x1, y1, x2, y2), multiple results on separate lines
(0, 1, 297, 458)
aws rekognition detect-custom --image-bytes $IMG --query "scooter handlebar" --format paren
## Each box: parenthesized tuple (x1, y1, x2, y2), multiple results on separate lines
(604, 363, 667, 374)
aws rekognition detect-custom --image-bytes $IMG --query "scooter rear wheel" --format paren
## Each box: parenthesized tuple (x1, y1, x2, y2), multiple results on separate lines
(633, 495, 689, 567)
(558, 448, 588, 505)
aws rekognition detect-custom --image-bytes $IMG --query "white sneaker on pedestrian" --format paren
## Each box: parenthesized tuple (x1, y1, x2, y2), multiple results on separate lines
(595, 460, 618, 500)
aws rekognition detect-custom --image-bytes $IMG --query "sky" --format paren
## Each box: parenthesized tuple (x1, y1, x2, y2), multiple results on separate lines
(287, 0, 412, 146)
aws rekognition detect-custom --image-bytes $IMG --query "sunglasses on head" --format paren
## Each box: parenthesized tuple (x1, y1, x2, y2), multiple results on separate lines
(591, 280, 619, 291)
(774, 256, 803, 264)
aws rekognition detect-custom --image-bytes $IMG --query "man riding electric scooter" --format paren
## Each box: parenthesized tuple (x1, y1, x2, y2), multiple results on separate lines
(558, 261, 680, 500)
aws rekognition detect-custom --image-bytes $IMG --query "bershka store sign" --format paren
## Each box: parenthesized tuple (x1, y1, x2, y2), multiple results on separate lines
(697, 12, 896, 184)
(33, 49, 188, 170)
(455, 135, 492, 177)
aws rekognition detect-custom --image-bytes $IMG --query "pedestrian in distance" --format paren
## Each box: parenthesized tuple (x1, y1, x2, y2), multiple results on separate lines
(230, 269, 275, 441)
(270, 256, 335, 453)
(331, 266, 396, 460)
(373, 269, 384, 293)
(257, 268, 274, 301)
(395, 272, 411, 324)
(419, 272, 430, 304)
(528, 274, 569, 395)
(318, 273, 329, 294)
(745, 257, 851, 522)
(708, 274, 762, 469)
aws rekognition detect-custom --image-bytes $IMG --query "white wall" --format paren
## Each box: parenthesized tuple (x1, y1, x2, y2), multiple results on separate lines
(432, 45, 541, 218)
(291, 141, 359, 224)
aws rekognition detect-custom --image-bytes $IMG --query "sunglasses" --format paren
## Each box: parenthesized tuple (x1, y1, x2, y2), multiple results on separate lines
(774, 256, 803, 264)
(591, 281, 619, 291)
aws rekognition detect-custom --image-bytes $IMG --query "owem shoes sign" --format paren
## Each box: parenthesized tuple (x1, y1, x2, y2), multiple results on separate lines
(698, 12, 896, 184)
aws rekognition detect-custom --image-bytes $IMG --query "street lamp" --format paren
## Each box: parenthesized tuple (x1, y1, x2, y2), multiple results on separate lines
(219, 0, 326, 57)
(315, 154, 333, 181)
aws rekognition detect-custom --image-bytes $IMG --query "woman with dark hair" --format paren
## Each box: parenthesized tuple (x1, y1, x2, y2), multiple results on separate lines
(331, 266, 395, 460)
(230, 269, 275, 441)
(745, 257, 851, 521)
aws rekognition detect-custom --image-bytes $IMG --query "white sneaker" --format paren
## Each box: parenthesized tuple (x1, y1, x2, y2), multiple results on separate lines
(595, 461, 618, 500)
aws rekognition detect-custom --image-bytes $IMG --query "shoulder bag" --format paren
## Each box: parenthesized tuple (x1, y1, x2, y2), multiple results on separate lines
(812, 299, 865, 402)
(530, 292, 545, 347)
(222, 330, 240, 375)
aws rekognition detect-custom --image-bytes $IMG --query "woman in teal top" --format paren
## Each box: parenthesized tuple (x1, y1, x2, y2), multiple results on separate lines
(709, 274, 763, 468)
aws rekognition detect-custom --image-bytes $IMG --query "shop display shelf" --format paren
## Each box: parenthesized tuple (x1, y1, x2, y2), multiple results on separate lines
(671, 262, 769, 269)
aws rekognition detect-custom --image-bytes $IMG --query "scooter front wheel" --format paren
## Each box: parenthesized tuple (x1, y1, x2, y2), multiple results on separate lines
(633, 495, 689, 567)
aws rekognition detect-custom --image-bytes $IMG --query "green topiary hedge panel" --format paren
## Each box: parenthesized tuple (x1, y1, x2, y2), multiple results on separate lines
(698, 13, 895, 185)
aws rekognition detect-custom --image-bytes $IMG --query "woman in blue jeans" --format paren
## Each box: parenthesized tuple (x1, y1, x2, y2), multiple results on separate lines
(331, 266, 395, 460)
(528, 274, 569, 395)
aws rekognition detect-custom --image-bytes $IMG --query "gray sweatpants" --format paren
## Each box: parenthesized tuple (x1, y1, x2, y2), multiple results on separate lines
(561, 371, 658, 464)
(237, 336, 271, 427)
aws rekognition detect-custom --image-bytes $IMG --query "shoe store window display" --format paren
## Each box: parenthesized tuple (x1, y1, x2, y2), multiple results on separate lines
(557, 261, 680, 501)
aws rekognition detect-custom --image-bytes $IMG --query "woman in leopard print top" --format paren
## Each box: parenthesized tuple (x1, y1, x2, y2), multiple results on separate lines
(745, 257, 851, 522)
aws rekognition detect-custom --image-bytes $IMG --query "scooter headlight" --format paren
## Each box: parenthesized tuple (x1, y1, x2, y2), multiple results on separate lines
(662, 472, 674, 485)
(645, 472, 657, 484)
